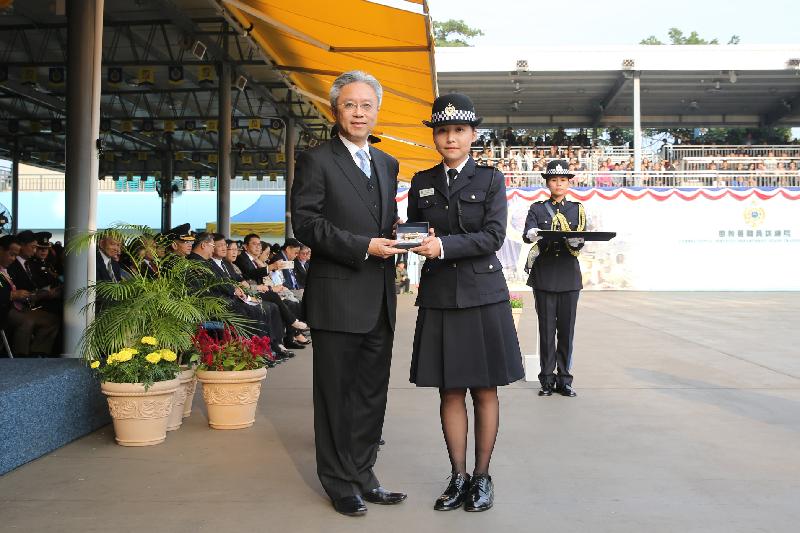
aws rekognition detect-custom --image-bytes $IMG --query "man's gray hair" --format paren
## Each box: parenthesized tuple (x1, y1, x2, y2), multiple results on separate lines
(329, 70, 383, 111)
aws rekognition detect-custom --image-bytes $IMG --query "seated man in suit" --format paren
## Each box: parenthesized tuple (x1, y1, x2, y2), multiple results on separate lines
(97, 235, 124, 282)
(270, 238, 303, 294)
(0, 235, 60, 356)
(294, 245, 311, 289)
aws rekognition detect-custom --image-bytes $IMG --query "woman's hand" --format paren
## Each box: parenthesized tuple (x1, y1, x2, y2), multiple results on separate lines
(411, 235, 441, 259)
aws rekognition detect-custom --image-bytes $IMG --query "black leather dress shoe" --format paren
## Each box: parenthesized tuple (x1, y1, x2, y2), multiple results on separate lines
(434, 472, 470, 511)
(363, 487, 407, 505)
(464, 473, 493, 512)
(555, 384, 577, 397)
(538, 383, 553, 396)
(284, 339, 306, 349)
(332, 495, 367, 516)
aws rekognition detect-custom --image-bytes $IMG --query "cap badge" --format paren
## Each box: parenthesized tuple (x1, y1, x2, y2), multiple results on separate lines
(444, 103, 457, 117)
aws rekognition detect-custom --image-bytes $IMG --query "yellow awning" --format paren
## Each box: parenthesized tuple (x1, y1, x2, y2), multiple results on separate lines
(220, 0, 440, 180)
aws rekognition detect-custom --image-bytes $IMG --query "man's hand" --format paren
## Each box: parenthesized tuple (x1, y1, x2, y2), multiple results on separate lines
(255, 283, 269, 292)
(411, 236, 441, 259)
(272, 284, 287, 293)
(368, 238, 404, 259)
(12, 289, 32, 301)
(234, 286, 246, 298)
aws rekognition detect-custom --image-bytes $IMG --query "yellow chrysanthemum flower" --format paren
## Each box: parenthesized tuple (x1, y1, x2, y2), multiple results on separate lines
(90, 361, 100, 369)
(140, 336, 158, 346)
(115, 351, 134, 363)
(106, 353, 117, 364)
(145, 352, 162, 364)
(160, 350, 177, 362)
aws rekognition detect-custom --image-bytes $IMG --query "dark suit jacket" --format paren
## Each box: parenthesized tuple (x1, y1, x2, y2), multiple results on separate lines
(406, 157, 509, 309)
(293, 259, 308, 289)
(270, 250, 299, 290)
(235, 252, 271, 283)
(522, 199, 585, 292)
(95, 252, 123, 283)
(291, 136, 399, 333)
(7, 258, 37, 291)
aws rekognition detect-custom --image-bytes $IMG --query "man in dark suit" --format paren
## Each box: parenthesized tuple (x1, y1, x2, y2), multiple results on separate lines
(291, 70, 406, 516)
(269, 238, 302, 290)
(294, 245, 310, 289)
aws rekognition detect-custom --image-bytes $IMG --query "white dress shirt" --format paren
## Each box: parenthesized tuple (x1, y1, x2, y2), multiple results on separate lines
(338, 133, 371, 167)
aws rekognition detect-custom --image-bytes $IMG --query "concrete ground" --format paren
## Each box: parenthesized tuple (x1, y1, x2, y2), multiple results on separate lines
(1, 292, 799, 533)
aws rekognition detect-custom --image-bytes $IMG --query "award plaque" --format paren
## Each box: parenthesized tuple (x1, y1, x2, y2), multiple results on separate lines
(396, 222, 429, 250)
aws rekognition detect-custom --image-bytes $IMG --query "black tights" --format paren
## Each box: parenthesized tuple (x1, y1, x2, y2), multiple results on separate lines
(439, 387, 499, 476)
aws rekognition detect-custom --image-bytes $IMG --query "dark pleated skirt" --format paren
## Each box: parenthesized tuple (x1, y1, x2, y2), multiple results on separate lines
(410, 301, 525, 389)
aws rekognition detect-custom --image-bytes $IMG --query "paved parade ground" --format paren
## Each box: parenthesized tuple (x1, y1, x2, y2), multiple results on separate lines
(1, 292, 799, 533)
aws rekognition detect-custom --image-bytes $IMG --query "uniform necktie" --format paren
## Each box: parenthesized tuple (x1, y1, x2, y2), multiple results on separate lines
(106, 260, 116, 282)
(447, 168, 458, 189)
(356, 149, 371, 179)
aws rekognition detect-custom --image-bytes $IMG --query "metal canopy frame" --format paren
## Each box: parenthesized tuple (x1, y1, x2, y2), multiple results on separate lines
(0, 0, 331, 176)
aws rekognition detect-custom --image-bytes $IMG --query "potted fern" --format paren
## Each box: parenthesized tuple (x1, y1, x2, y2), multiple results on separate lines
(69, 224, 251, 444)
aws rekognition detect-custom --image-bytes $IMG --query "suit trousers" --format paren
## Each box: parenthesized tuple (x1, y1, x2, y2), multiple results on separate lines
(311, 299, 393, 501)
(533, 289, 580, 387)
(6, 308, 60, 356)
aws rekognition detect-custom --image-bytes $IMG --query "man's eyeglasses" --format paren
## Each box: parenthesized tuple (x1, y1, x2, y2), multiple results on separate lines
(338, 101, 375, 113)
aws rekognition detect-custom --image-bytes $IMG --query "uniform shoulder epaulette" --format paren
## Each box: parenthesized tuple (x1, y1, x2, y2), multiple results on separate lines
(476, 163, 494, 169)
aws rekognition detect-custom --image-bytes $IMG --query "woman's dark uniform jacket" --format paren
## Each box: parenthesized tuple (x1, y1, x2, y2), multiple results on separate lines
(406, 157, 509, 309)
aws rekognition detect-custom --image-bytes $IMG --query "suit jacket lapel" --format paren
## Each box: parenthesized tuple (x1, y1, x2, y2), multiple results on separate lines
(371, 148, 394, 229)
(331, 136, 380, 226)
(448, 157, 476, 199)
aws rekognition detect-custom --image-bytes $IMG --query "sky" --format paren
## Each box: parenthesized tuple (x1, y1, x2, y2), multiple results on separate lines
(425, 0, 800, 46)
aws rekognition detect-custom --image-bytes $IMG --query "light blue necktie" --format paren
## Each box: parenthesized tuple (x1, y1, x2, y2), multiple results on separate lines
(356, 149, 371, 179)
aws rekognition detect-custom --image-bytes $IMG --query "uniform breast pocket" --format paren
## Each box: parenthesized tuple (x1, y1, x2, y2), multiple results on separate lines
(459, 190, 486, 219)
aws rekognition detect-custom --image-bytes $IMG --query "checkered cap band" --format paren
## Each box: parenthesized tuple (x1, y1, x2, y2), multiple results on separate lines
(430, 109, 477, 123)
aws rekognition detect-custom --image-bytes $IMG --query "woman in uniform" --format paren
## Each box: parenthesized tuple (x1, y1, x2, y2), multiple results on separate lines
(407, 93, 524, 513)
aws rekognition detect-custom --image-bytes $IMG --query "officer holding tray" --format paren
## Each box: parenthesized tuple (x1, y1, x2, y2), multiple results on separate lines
(522, 159, 587, 398)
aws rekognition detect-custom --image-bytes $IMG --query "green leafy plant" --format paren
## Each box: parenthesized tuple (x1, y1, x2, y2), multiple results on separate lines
(68, 223, 252, 364)
(509, 293, 524, 309)
(89, 336, 180, 390)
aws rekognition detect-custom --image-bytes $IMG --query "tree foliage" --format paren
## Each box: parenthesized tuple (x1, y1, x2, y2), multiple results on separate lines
(433, 19, 484, 47)
(640, 27, 740, 45)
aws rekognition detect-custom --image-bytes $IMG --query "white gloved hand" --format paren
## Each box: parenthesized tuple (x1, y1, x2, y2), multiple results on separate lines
(526, 227, 541, 241)
(566, 237, 585, 247)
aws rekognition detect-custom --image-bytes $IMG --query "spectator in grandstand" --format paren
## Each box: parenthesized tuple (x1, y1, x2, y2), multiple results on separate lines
(0, 234, 61, 356)
(523, 159, 586, 399)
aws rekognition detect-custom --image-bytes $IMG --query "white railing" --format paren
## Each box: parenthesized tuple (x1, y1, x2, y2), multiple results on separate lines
(665, 145, 800, 159)
(502, 170, 800, 188)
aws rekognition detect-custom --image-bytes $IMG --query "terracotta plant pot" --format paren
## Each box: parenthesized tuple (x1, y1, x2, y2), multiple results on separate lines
(167, 368, 195, 431)
(511, 307, 523, 331)
(196, 368, 267, 430)
(101, 379, 180, 446)
(183, 370, 198, 419)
